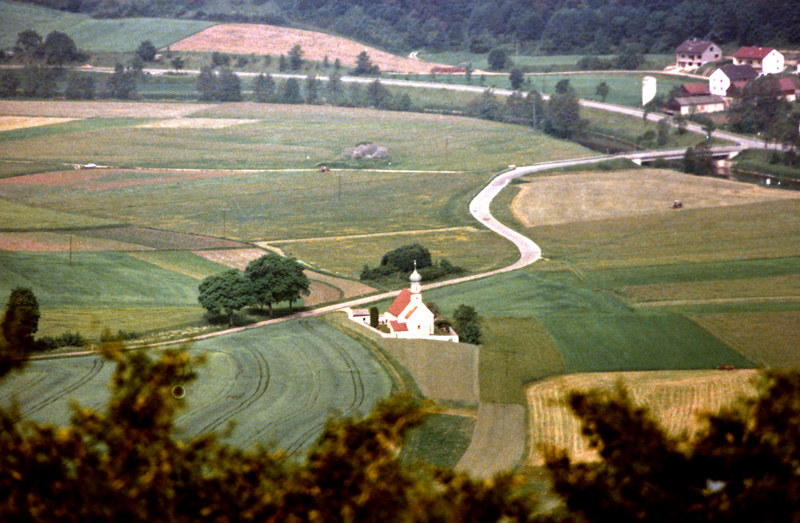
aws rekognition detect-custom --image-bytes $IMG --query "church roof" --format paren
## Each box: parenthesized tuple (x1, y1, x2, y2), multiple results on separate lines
(389, 320, 408, 332)
(387, 289, 412, 317)
(404, 306, 418, 320)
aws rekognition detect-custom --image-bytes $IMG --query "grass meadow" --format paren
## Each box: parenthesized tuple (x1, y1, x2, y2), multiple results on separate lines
(0, 1, 213, 51)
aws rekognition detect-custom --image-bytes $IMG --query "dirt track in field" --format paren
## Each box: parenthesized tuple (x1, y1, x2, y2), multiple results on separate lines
(169, 23, 446, 74)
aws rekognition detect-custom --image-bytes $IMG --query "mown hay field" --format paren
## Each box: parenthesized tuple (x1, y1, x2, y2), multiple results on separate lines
(525, 370, 759, 466)
(0, 116, 77, 132)
(511, 170, 800, 228)
(170, 23, 444, 73)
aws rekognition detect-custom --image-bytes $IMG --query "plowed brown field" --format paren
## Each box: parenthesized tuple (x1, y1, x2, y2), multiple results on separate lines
(169, 23, 445, 73)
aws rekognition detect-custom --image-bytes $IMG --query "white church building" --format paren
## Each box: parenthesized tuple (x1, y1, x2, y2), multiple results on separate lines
(347, 266, 458, 342)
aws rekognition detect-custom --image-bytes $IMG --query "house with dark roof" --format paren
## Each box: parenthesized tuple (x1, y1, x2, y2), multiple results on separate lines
(675, 39, 721, 69)
(709, 64, 758, 96)
(732, 47, 784, 75)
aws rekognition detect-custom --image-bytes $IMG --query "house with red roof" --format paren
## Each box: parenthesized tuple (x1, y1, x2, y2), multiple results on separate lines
(733, 47, 784, 75)
(679, 83, 711, 97)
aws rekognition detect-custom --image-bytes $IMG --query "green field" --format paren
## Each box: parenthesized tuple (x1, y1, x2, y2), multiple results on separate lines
(487, 169, 800, 378)
(0, 250, 217, 337)
(0, 1, 213, 51)
(419, 52, 673, 73)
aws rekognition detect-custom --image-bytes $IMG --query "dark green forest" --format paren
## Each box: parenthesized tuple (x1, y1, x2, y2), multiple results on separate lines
(17, 0, 800, 54)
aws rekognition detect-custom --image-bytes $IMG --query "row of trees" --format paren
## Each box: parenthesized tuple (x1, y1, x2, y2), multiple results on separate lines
(198, 254, 310, 325)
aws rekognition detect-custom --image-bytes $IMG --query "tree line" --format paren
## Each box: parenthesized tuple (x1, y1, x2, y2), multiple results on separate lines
(18, 0, 800, 55)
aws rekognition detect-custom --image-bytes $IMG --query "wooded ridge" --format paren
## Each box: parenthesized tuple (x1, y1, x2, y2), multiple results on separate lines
(16, 0, 800, 54)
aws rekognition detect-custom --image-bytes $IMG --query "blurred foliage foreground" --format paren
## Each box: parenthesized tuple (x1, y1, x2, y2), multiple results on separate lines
(2, 341, 800, 522)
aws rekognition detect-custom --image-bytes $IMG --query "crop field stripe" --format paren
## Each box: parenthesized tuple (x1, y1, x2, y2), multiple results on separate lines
(18, 358, 105, 419)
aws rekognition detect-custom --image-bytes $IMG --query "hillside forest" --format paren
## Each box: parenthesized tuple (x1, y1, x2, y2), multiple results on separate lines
(17, 0, 800, 55)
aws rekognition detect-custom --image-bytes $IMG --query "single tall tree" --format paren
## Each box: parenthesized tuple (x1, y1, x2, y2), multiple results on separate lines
(453, 304, 481, 345)
(1, 287, 40, 357)
(41, 31, 83, 66)
(288, 44, 304, 71)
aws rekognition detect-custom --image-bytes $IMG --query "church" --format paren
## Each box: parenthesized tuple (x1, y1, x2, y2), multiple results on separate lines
(383, 265, 435, 337)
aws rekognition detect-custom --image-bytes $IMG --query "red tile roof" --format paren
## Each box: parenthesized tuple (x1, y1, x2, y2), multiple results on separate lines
(389, 320, 408, 332)
(681, 83, 711, 96)
(387, 289, 411, 317)
(734, 46, 775, 60)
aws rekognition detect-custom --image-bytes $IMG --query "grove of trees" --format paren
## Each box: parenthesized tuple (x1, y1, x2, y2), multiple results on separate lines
(197, 254, 310, 324)
(360, 244, 464, 283)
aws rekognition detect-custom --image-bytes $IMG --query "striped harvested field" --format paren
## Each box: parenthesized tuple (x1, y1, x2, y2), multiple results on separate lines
(525, 370, 758, 466)
(79, 226, 247, 251)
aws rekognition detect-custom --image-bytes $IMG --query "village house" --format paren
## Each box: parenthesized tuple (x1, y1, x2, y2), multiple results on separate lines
(675, 39, 721, 70)
(732, 46, 784, 75)
(665, 95, 726, 115)
(709, 64, 758, 97)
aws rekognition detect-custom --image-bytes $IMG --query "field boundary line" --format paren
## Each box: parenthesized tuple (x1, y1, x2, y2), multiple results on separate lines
(633, 295, 800, 308)
(689, 315, 764, 367)
(261, 226, 478, 244)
